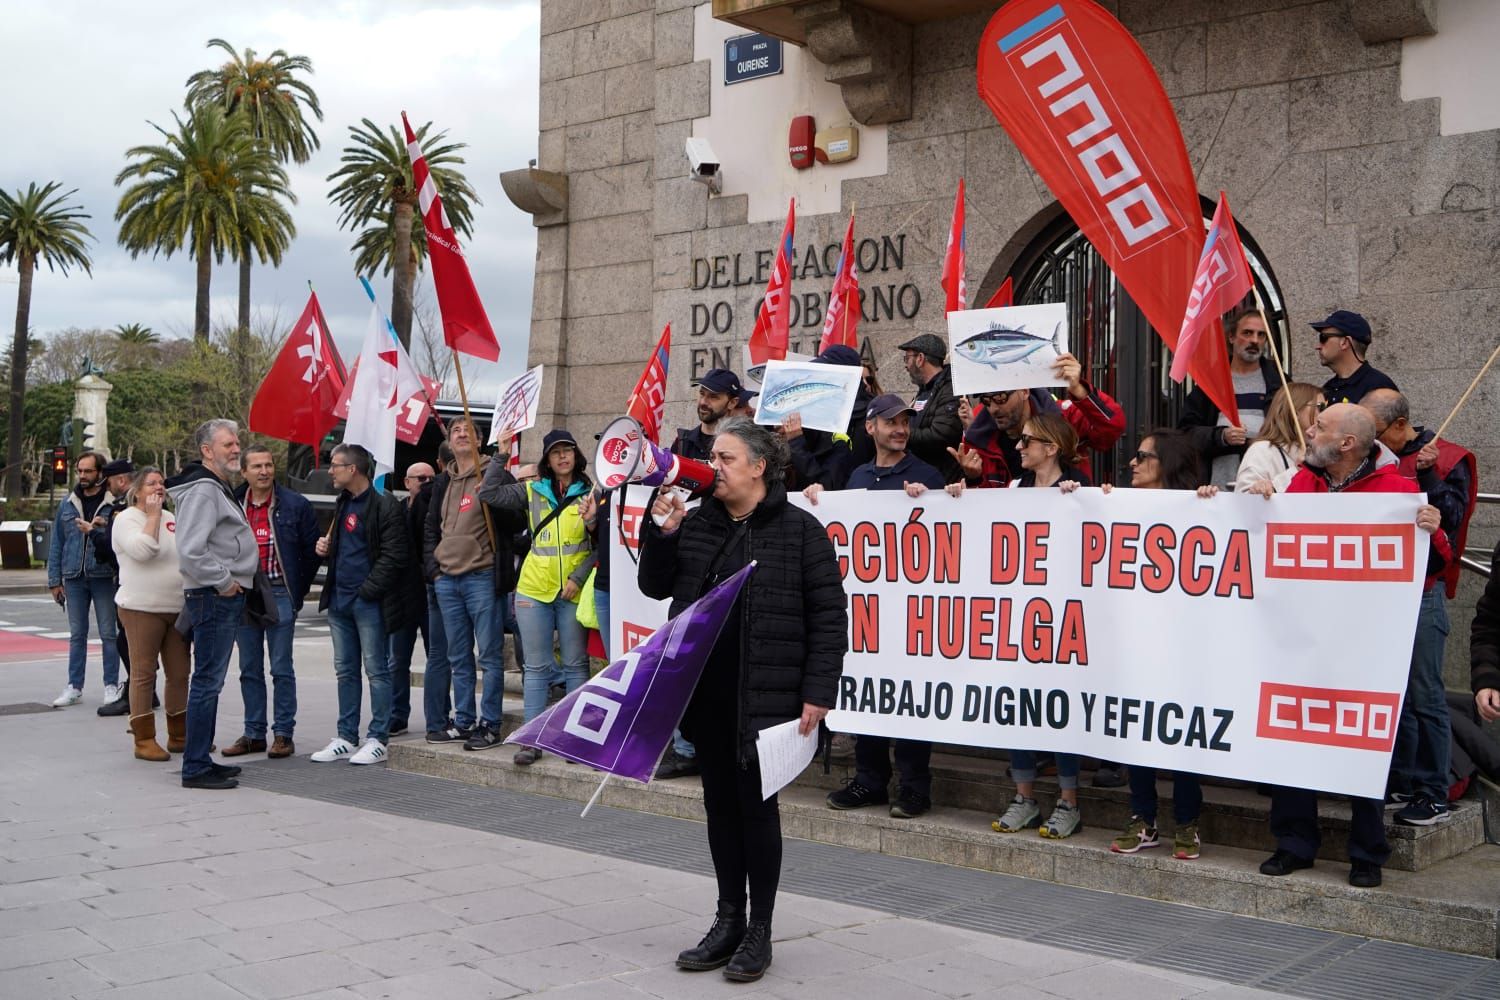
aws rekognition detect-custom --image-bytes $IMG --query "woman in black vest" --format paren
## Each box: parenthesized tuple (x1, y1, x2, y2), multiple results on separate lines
(639, 417, 847, 983)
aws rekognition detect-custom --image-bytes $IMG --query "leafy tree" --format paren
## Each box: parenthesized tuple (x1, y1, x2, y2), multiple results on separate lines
(112, 323, 161, 369)
(114, 104, 294, 342)
(29, 327, 119, 385)
(0, 182, 93, 498)
(327, 118, 477, 347)
(185, 38, 322, 333)
(113, 323, 159, 344)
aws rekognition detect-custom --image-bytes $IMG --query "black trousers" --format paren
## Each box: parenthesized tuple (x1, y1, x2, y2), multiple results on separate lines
(854, 735, 932, 797)
(1269, 786, 1390, 866)
(697, 728, 781, 920)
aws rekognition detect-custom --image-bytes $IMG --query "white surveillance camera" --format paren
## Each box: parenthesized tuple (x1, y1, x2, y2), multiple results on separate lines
(685, 137, 722, 193)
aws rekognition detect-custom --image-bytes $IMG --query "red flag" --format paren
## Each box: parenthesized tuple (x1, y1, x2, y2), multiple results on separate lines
(1171, 193, 1252, 383)
(984, 276, 1014, 309)
(625, 325, 672, 446)
(941, 180, 967, 313)
(819, 211, 860, 352)
(332, 363, 441, 447)
(748, 199, 795, 366)
(402, 111, 500, 362)
(977, 0, 1239, 423)
(248, 291, 347, 447)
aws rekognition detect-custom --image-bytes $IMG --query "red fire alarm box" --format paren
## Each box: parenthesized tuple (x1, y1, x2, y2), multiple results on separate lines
(789, 115, 815, 170)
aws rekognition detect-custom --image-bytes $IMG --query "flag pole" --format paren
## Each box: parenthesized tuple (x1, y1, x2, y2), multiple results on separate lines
(580, 772, 610, 818)
(1251, 285, 1293, 409)
(450, 348, 499, 553)
(841, 202, 856, 348)
(1434, 337, 1500, 441)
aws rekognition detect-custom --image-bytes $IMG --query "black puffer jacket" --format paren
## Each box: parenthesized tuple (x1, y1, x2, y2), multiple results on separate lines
(638, 483, 847, 757)
(319, 488, 409, 634)
(909, 365, 962, 482)
(1470, 540, 1500, 698)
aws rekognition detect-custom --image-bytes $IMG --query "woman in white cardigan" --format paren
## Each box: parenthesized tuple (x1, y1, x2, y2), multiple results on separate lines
(112, 468, 189, 761)
(1233, 382, 1323, 494)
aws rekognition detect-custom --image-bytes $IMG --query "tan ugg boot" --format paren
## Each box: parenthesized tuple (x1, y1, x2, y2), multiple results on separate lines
(131, 715, 170, 762)
(165, 711, 187, 753)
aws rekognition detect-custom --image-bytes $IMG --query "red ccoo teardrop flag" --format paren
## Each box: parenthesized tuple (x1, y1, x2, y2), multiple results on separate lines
(248, 291, 347, 448)
(976, 0, 1239, 424)
(403, 111, 500, 362)
(1171, 193, 1253, 384)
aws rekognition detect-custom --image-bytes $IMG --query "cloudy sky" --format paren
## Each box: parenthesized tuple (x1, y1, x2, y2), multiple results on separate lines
(2, 0, 541, 392)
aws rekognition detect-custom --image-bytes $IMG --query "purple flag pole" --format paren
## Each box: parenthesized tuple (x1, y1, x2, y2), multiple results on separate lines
(505, 561, 757, 785)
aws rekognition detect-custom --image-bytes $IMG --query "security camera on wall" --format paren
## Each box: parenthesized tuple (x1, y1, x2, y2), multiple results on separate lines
(685, 137, 722, 194)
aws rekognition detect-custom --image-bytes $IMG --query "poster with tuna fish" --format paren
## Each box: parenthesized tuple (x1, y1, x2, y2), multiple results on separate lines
(947, 303, 1069, 396)
(753, 359, 862, 434)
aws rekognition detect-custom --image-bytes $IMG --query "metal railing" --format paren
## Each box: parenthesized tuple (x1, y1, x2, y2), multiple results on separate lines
(1460, 493, 1500, 579)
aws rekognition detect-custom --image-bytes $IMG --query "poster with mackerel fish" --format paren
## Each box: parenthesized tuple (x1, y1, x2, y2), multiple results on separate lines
(948, 302, 1069, 397)
(752, 359, 862, 435)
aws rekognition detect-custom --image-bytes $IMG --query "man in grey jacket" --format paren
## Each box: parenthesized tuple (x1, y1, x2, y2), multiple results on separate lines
(167, 419, 259, 790)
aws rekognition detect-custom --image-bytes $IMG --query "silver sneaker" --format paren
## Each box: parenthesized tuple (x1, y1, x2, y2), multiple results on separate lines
(992, 794, 1041, 833)
(1039, 801, 1082, 839)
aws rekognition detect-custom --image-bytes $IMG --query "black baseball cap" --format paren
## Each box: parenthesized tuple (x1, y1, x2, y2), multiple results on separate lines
(1310, 310, 1372, 345)
(101, 459, 135, 477)
(867, 393, 917, 421)
(696, 368, 743, 396)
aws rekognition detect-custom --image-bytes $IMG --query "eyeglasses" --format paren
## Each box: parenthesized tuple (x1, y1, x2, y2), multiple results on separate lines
(1317, 332, 1347, 344)
(1017, 434, 1050, 448)
(977, 391, 1015, 406)
(1132, 450, 1158, 463)
(1314, 398, 1330, 411)
(329, 461, 353, 470)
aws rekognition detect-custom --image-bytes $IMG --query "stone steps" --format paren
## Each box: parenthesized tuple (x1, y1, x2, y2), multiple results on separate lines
(387, 736, 1500, 957)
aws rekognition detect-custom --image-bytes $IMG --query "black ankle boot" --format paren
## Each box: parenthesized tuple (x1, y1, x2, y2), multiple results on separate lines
(676, 902, 746, 971)
(723, 917, 772, 982)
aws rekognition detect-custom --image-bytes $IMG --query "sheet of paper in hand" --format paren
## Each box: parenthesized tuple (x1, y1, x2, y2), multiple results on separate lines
(949, 302, 1069, 396)
(488, 364, 544, 444)
(753, 359, 863, 434)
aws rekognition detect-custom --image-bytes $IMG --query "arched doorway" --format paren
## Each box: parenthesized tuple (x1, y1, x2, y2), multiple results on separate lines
(992, 200, 1290, 485)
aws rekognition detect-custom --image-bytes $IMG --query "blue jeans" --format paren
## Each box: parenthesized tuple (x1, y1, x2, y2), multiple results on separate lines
(1011, 750, 1081, 791)
(235, 583, 296, 740)
(516, 593, 588, 721)
(1391, 587, 1452, 801)
(435, 572, 504, 730)
(595, 587, 611, 662)
(1128, 767, 1202, 826)
(181, 587, 247, 780)
(421, 584, 452, 732)
(327, 598, 391, 744)
(387, 595, 431, 731)
(63, 576, 120, 690)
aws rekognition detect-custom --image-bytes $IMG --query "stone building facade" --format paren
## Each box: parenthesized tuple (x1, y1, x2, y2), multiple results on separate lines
(508, 0, 1500, 685)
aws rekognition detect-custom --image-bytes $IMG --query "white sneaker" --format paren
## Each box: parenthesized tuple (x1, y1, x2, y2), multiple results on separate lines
(52, 685, 82, 707)
(101, 683, 124, 705)
(310, 737, 355, 762)
(349, 738, 388, 765)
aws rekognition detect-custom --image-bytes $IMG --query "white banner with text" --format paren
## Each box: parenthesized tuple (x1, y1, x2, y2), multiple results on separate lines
(607, 485, 1427, 798)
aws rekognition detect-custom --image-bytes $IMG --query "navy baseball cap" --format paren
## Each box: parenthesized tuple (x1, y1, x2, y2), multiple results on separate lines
(814, 345, 862, 367)
(1310, 310, 1372, 344)
(541, 428, 577, 455)
(866, 393, 916, 421)
(696, 368, 743, 396)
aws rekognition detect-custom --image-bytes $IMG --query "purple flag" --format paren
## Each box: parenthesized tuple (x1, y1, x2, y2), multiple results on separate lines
(505, 562, 756, 781)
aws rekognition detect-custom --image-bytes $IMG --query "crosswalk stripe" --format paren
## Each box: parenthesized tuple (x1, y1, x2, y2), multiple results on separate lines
(3, 625, 45, 633)
(40, 632, 71, 639)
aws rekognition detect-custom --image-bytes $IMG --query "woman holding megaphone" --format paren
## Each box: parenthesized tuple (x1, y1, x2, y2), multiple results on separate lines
(481, 428, 597, 766)
(638, 417, 847, 983)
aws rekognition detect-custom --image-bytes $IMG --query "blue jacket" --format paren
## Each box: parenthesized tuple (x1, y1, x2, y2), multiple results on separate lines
(47, 487, 117, 586)
(233, 482, 322, 611)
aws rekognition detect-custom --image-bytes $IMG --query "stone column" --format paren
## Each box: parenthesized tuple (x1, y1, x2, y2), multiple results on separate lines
(73, 373, 112, 459)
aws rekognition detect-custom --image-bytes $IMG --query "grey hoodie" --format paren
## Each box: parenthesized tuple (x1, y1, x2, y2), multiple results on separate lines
(166, 462, 258, 592)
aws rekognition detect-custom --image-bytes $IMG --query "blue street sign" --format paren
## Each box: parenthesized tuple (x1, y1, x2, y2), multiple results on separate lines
(724, 32, 783, 86)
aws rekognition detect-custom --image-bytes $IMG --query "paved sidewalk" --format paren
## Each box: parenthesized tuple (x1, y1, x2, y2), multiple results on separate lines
(0, 641, 1317, 1000)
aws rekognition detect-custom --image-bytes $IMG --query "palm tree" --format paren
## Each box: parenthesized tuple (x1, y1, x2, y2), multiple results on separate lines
(114, 105, 295, 342)
(327, 118, 478, 347)
(185, 38, 322, 333)
(113, 323, 161, 370)
(0, 182, 93, 499)
(113, 322, 159, 345)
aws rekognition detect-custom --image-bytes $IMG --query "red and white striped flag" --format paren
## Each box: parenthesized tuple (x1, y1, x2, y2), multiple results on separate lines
(748, 199, 795, 366)
(507, 431, 522, 472)
(819, 210, 860, 353)
(941, 179, 967, 313)
(402, 111, 500, 362)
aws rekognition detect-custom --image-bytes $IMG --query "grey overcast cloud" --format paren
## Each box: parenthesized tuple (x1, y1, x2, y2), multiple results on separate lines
(3, 0, 541, 394)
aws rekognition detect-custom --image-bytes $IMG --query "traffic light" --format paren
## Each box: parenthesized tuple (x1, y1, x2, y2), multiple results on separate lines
(76, 419, 95, 451)
(51, 447, 68, 485)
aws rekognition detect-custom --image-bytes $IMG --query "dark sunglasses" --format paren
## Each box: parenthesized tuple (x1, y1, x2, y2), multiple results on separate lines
(1132, 450, 1158, 463)
(977, 390, 1015, 406)
(1017, 433, 1051, 448)
(1317, 332, 1347, 344)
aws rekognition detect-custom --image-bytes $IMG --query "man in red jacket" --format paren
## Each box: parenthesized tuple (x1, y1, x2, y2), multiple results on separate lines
(1258, 403, 1447, 889)
(1363, 388, 1477, 826)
